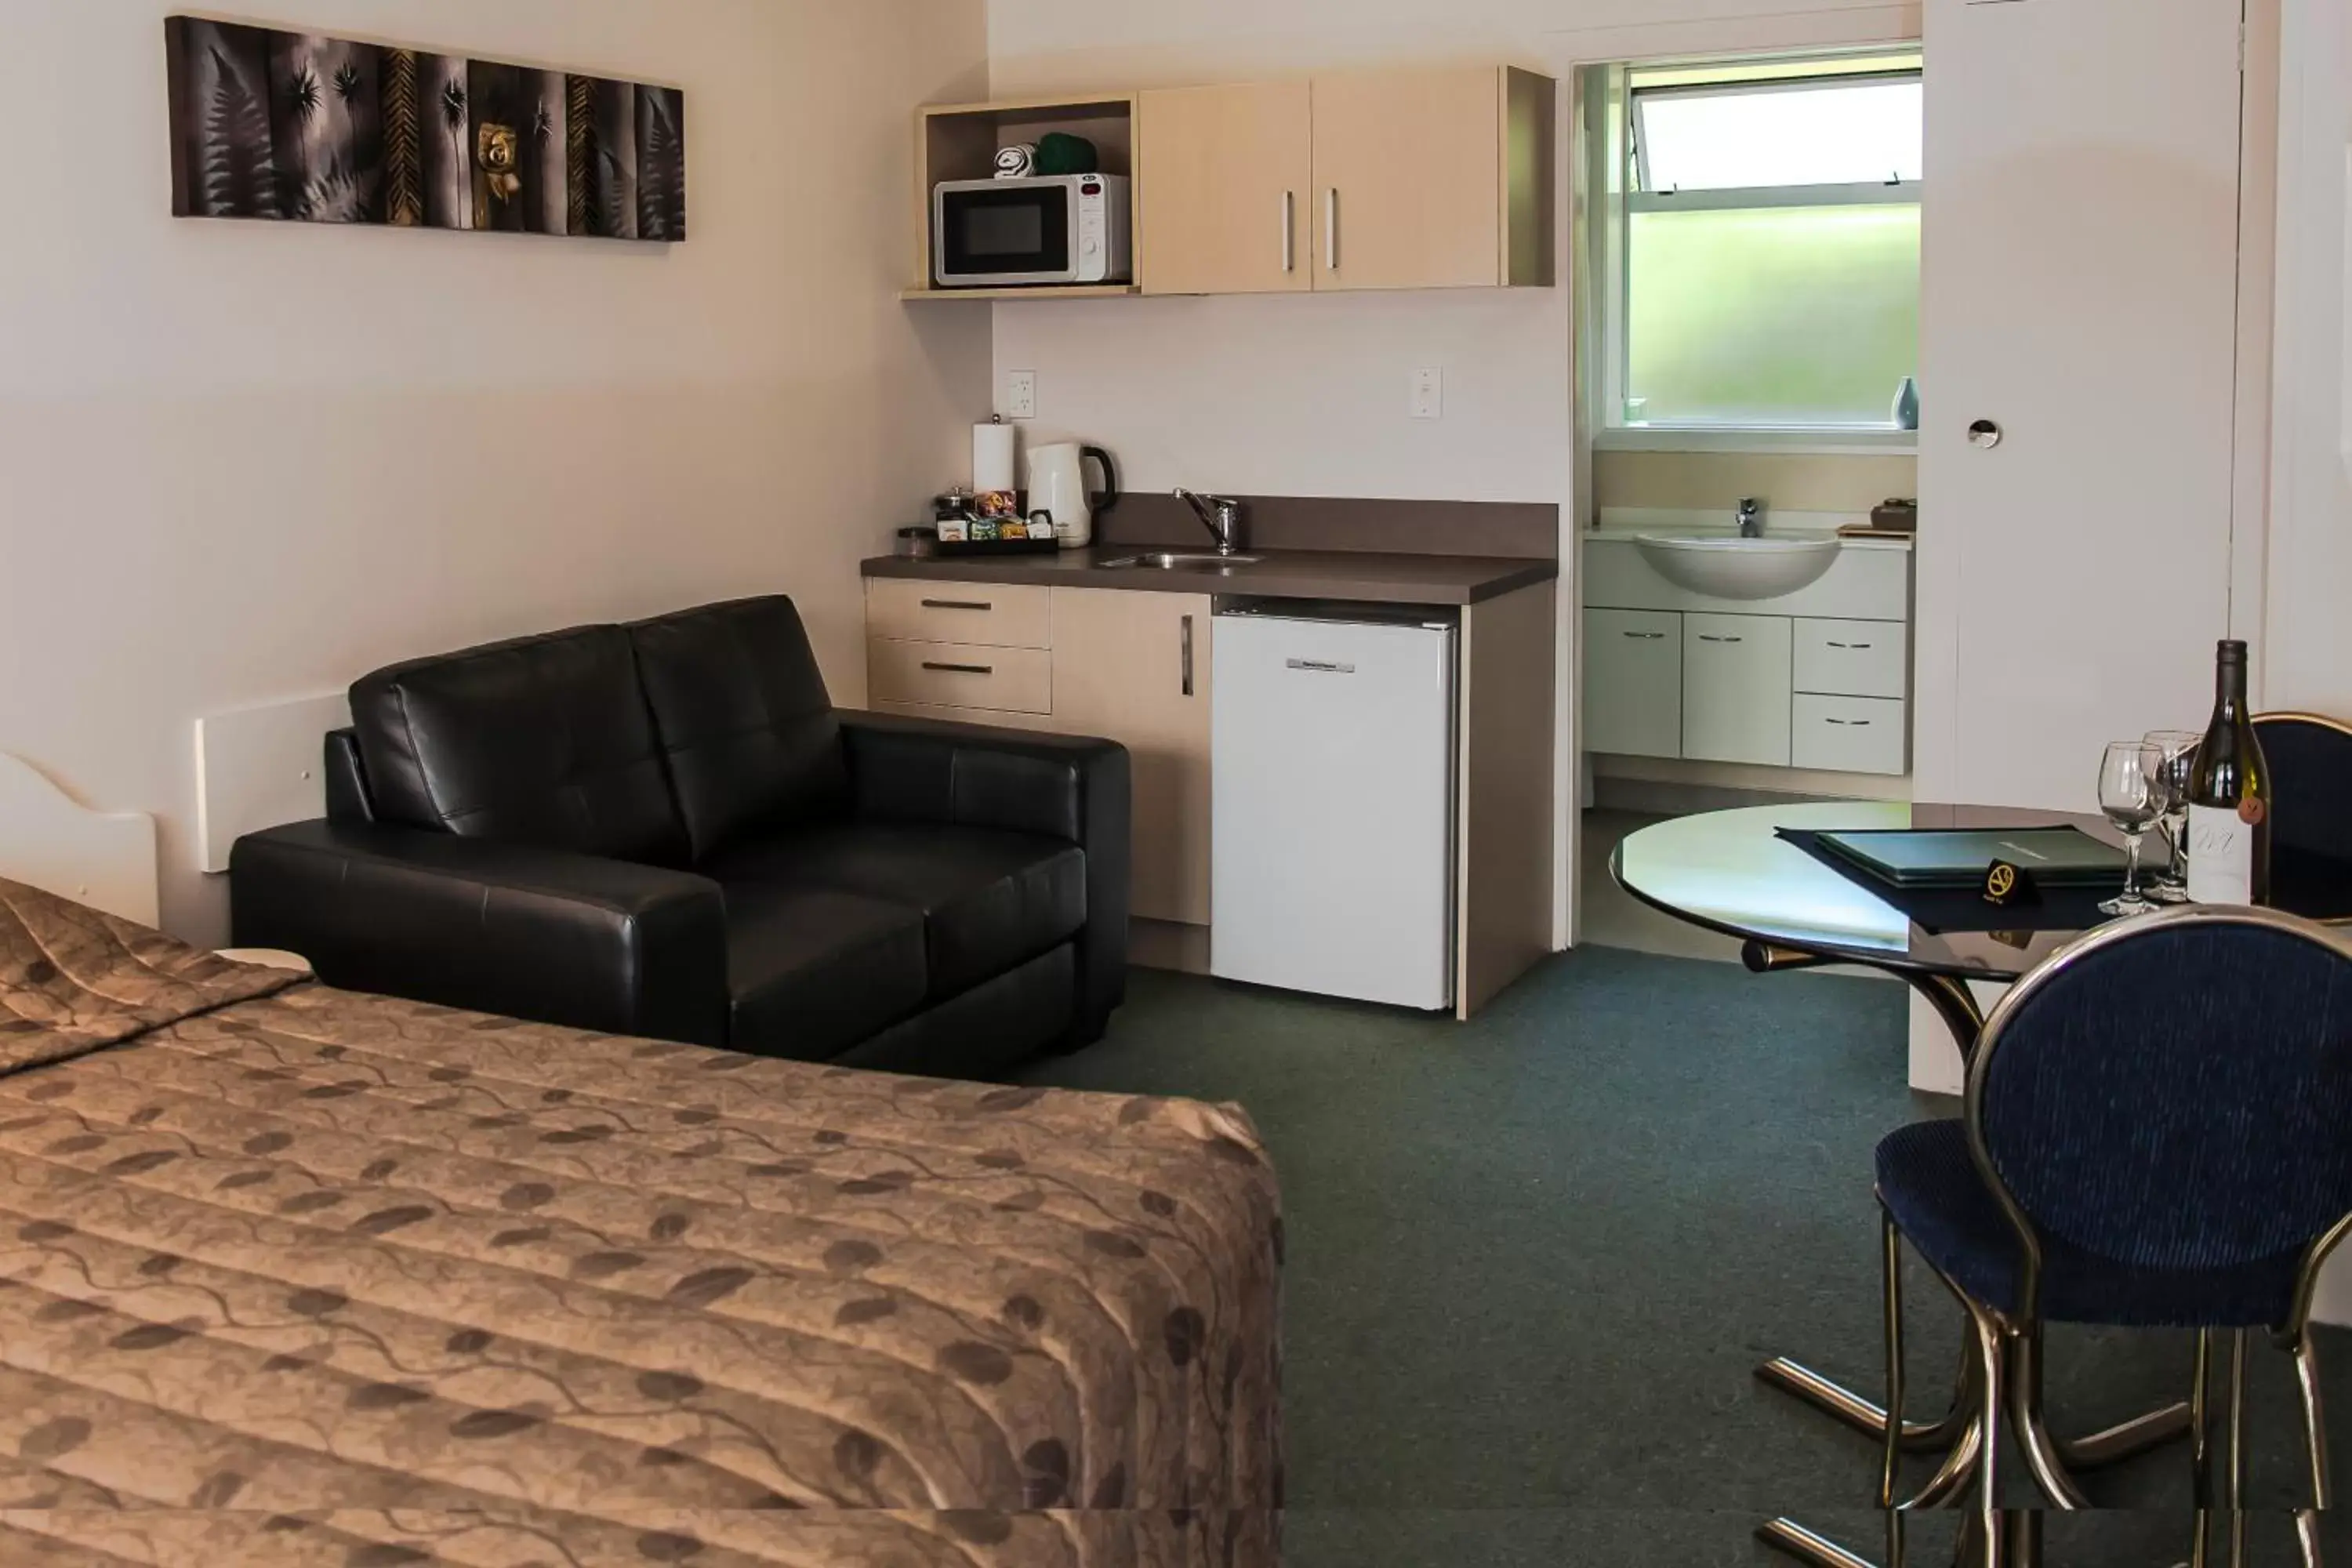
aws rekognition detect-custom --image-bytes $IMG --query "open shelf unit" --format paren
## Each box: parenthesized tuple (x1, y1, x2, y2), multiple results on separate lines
(909, 93, 1140, 299)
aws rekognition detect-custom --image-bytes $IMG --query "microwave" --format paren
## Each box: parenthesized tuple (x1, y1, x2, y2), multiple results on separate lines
(932, 174, 1132, 289)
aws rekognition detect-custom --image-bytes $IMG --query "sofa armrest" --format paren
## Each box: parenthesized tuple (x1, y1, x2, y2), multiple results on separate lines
(837, 710, 1131, 1044)
(230, 821, 730, 1047)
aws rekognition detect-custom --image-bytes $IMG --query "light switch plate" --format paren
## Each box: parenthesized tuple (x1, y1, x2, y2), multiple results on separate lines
(1411, 368, 1443, 421)
(1004, 370, 1037, 420)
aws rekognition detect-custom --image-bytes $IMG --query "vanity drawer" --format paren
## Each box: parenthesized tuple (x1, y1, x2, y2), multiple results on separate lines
(1795, 619, 1908, 699)
(1792, 695, 1908, 775)
(866, 579, 1051, 649)
(869, 639, 1053, 715)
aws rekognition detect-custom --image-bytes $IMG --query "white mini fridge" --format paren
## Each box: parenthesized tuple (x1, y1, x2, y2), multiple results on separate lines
(1210, 604, 1458, 1011)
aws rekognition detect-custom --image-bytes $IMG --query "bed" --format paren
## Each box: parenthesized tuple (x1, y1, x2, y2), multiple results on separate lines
(0, 875, 1283, 1566)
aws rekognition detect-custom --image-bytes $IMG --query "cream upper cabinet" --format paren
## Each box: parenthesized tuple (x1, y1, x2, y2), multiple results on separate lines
(1047, 587, 1214, 927)
(1132, 65, 1552, 297)
(1138, 82, 1315, 296)
(1311, 66, 1553, 293)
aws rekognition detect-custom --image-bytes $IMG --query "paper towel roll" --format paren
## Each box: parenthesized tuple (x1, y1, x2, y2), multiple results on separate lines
(971, 421, 1018, 495)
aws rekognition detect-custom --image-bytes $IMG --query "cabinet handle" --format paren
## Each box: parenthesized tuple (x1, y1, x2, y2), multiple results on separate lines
(1622, 631, 1667, 641)
(1282, 191, 1296, 274)
(1827, 641, 1874, 651)
(922, 661, 993, 675)
(1181, 615, 1196, 697)
(1826, 718, 1871, 728)
(921, 599, 993, 612)
(1698, 634, 1743, 644)
(1326, 189, 1339, 270)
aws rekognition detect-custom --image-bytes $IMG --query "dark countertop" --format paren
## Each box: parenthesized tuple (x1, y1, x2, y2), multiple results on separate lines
(862, 546, 1558, 607)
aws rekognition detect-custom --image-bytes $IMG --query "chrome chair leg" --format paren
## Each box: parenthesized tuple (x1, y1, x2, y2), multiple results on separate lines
(1883, 1207, 1907, 1509)
(1907, 1411, 1986, 1510)
(1969, 1302, 2007, 1557)
(2194, 1329, 2216, 1505)
(2294, 1330, 2329, 1568)
(2192, 1329, 2214, 1568)
(2228, 1329, 2249, 1568)
(2294, 1330, 2332, 1509)
(2008, 1323, 2092, 1509)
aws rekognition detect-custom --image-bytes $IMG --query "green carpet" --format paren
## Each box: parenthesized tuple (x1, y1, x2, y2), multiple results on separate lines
(1022, 948, 2348, 1566)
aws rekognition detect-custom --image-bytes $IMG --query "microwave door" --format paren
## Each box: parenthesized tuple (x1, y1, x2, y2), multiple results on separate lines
(938, 185, 1071, 285)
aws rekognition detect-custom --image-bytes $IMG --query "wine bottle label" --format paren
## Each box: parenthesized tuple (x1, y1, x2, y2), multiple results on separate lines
(2187, 804, 2254, 905)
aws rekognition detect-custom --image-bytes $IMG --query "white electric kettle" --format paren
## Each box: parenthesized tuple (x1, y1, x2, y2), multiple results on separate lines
(1026, 442, 1120, 550)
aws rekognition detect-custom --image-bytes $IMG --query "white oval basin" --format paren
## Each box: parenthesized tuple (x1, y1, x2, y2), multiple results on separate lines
(1635, 535, 1842, 601)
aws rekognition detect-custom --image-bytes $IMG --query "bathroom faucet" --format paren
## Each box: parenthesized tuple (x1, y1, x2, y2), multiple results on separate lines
(1175, 488, 1247, 556)
(1737, 498, 1766, 539)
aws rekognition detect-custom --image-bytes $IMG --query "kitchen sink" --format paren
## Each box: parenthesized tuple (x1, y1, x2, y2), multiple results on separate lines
(1098, 552, 1265, 572)
(1635, 534, 1842, 601)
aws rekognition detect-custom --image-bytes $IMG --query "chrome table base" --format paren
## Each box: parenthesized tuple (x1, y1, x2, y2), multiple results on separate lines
(1751, 1356, 2192, 1568)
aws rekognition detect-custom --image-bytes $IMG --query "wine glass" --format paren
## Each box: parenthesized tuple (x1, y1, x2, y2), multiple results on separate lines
(2097, 740, 2165, 917)
(2143, 730, 2201, 903)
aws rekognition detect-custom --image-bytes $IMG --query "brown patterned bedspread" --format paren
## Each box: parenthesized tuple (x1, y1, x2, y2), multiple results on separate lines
(0, 880, 1282, 1566)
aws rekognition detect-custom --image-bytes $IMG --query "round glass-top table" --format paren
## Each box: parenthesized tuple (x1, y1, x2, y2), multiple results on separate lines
(1613, 800, 2132, 981)
(1612, 802, 2203, 1568)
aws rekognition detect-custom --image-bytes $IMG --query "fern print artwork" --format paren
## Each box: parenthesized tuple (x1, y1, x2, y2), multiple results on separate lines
(165, 16, 684, 243)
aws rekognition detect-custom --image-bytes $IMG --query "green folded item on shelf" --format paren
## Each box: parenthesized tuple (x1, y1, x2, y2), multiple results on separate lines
(1034, 132, 1099, 176)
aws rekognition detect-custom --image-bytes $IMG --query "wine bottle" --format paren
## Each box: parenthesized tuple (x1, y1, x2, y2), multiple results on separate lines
(2186, 640, 2271, 905)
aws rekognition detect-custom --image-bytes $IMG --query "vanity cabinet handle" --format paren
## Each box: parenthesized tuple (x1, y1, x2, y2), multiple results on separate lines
(1282, 192, 1296, 274)
(1827, 641, 1874, 651)
(1698, 634, 1743, 644)
(921, 599, 993, 612)
(1623, 631, 1667, 641)
(923, 661, 993, 676)
(1181, 615, 1196, 697)
(1825, 718, 1871, 728)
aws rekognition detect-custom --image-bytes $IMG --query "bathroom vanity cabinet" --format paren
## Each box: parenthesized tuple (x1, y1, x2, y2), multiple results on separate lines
(1582, 535, 1915, 776)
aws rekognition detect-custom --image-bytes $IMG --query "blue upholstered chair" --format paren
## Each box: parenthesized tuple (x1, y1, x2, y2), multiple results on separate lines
(1874, 906, 2352, 1565)
(2257, 713, 2352, 915)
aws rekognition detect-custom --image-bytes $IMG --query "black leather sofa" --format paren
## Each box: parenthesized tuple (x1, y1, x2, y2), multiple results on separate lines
(230, 596, 1130, 1079)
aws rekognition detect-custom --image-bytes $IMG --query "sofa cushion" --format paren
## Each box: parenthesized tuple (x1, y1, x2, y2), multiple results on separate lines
(630, 597, 848, 863)
(724, 885, 928, 1062)
(709, 823, 1085, 1001)
(350, 626, 688, 866)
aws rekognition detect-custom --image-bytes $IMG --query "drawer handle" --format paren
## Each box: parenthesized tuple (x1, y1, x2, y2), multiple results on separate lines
(920, 599, 994, 612)
(1827, 641, 1875, 651)
(1622, 631, 1668, 641)
(1698, 635, 1743, 644)
(1825, 718, 1872, 728)
(922, 661, 994, 675)
(1287, 659, 1357, 675)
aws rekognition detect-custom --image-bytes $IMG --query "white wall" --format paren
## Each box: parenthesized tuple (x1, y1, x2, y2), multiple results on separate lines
(2269, 0, 2352, 1327)
(987, 0, 1918, 504)
(0, 0, 993, 944)
(2263, 0, 2352, 714)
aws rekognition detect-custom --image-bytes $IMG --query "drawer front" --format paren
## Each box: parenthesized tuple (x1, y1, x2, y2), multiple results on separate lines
(1682, 613, 1793, 767)
(1791, 695, 1909, 775)
(866, 579, 1052, 649)
(1583, 609, 1682, 758)
(1795, 619, 1908, 699)
(869, 639, 1053, 715)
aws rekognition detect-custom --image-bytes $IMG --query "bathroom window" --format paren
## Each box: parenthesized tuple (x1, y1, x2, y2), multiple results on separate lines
(1594, 53, 1923, 446)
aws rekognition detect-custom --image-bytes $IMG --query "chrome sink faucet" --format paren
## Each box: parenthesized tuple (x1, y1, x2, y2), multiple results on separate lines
(1737, 497, 1766, 539)
(1175, 488, 1247, 556)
